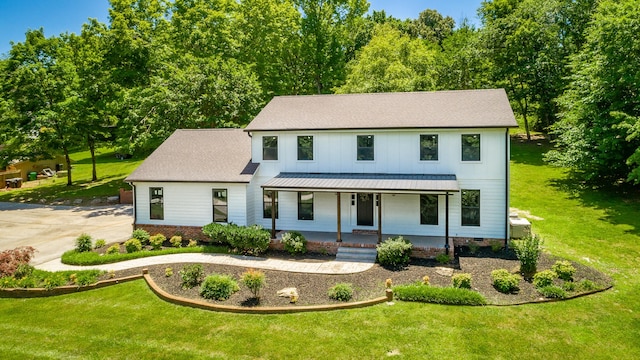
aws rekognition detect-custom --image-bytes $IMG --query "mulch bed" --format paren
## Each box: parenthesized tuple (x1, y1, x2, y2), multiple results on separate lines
(103, 248, 612, 308)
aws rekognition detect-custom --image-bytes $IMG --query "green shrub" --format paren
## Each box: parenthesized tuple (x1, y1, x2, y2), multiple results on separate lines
(552, 260, 576, 281)
(187, 239, 198, 248)
(376, 236, 412, 268)
(61, 245, 227, 266)
(179, 264, 204, 289)
(13, 263, 35, 279)
(202, 223, 229, 244)
(170, 235, 182, 248)
(227, 225, 271, 256)
(106, 244, 120, 255)
(538, 285, 567, 299)
(512, 235, 543, 279)
(241, 269, 266, 298)
(148, 233, 166, 250)
(94, 239, 106, 249)
(0, 276, 18, 288)
(132, 229, 150, 244)
(435, 253, 450, 264)
(281, 231, 307, 255)
(43, 272, 66, 290)
(17, 276, 38, 288)
(75, 233, 93, 253)
(468, 242, 480, 255)
(577, 279, 598, 291)
(561, 281, 576, 292)
(328, 283, 353, 301)
(74, 271, 99, 286)
(533, 270, 557, 288)
(491, 269, 521, 293)
(124, 239, 142, 253)
(452, 273, 472, 289)
(394, 284, 487, 305)
(165, 267, 173, 277)
(200, 274, 240, 300)
(490, 240, 503, 253)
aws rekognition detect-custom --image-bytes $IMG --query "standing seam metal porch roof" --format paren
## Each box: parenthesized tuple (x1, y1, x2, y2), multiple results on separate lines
(262, 173, 459, 193)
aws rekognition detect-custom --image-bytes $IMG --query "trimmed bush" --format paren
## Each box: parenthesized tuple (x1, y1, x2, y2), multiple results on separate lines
(533, 270, 557, 288)
(552, 260, 576, 281)
(200, 274, 240, 300)
(227, 225, 271, 256)
(452, 273, 472, 289)
(281, 231, 307, 255)
(490, 240, 503, 253)
(435, 253, 450, 264)
(124, 239, 142, 253)
(376, 236, 413, 268)
(187, 239, 198, 248)
(512, 235, 543, 279)
(131, 229, 150, 244)
(75, 233, 93, 253)
(394, 284, 487, 305)
(148, 233, 166, 250)
(491, 269, 521, 293)
(165, 267, 173, 277)
(179, 264, 204, 289)
(328, 283, 353, 301)
(202, 223, 229, 244)
(241, 269, 266, 298)
(538, 285, 566, 299)
(94, 239, 106, 249)
(106, 244, 120, 255)
(170, 235, 182, 248)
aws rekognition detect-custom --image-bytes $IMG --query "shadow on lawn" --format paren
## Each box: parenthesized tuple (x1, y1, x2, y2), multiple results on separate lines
(509, 135, 553, 167)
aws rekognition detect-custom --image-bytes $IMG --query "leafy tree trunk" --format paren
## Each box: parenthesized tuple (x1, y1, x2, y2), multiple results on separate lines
(63, 146, 73, 186)
(88, 135, 97, 182)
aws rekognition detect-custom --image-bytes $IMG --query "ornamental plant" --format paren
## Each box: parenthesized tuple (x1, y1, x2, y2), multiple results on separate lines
(281, 231, 307, 255)
(0, 246, 36, 278)
(148, 233, 166, 250)
(170, 235, 182, 248)
(491, 269, 521, 294)
(512, 235, 543, 279)
(75, 233, 93, 253)
(131, 229, 150, 244)
(106, 244, 120, 255)
(376, 236, 412, 268)
(124, 239, 142, 253)
(179, 264, 204, 289)
(552, 260, 576, 281)
(328, 283, 353, 301)
(94, 239, 107, 249)
(241, 269, 266, 299)
(200, 274, 240, 300)
(533, 270, 557, 288)
(452, 273, 472, 289)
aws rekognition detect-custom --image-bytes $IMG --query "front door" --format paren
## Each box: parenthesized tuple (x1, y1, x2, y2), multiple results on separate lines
(357, 193, 374, 226)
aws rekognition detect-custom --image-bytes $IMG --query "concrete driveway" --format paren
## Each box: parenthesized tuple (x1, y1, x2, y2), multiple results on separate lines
(0, 202, 133, 265)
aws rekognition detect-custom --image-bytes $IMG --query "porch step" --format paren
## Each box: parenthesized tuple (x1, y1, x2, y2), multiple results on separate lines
(335, 247, 377, 263)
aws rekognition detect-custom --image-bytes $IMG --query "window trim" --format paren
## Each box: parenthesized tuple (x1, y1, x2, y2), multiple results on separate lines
(263, 190, 278, 219)
(212, 188, 228, 223)
(461, 134, 481, 162)
(297, 135, 314, 161)
(461, 189, 481, 227)
(419, 134, 439, 161)
(149, 187, 164, 220)
(356, 135, 375, 161)
(297, 191, 314, 221)
(262, 135, 278, 161)
(420, 194, 438, 225)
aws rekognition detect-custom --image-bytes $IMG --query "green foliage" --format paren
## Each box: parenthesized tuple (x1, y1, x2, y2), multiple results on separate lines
(187, 239, 198, 248)
(452, 273, 472, 289)
(225, 224, 271, 256)
(376, 236, 413, 268)
(281, 231, 307, 255)
(491, 269, 521, 294)
(561, 281, 576, 292)
(179, 264, 204, 289)
(512, 235, 543, 278)
(131, 229, 150, 244)
(577, 279, 598, 292)
(94, 239, 107, 249)
(467, 242, 480, 255)
(533, 270, 557, 289)
(75, 233, 94, 253)
(200, 274, 240, 300)
(106, 244, 120, 255)
(202, 223, 229, 244)
(489, 240, 503, 253)
(124, 239, 142, 253)
(61, 246, 227, 265)
(552, 260, 576, 281)
(165, 267, 173, 277)
(393, 284, 487, 305)
(538, 285, 567, 299)
(13, 264, 35, 279)
(241, 269, 266, 299)
(328, 283, 354, 302)
(435, 253, 450, 264)
(170, 235, 182, 248)
(148, 233, 166, 250)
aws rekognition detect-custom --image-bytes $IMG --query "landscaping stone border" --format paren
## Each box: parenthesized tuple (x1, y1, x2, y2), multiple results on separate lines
(0, 274, 142, 298)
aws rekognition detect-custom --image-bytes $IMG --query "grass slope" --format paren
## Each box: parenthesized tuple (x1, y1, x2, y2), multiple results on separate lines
(1, 139, 639, 359)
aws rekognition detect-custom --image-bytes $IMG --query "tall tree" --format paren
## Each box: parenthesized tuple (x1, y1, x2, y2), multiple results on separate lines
(411, 9, 455, 48)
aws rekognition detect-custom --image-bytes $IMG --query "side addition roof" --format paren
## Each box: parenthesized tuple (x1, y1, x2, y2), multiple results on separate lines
(244, 89, 518, 132)
(125, 129, 258, 183)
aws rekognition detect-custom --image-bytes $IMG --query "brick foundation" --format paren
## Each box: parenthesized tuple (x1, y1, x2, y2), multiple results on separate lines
(453, 237, 508, 248)
(134, 224, 209, 241)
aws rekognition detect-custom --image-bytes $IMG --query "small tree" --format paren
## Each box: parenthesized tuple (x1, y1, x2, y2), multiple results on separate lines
(241, 269, 266, 299)
(512, 235, 543, 279)
(75, 233, 93, 253)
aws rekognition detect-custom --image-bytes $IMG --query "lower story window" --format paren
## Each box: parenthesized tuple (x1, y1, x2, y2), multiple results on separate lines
(298, 191, 314, 220)
(263, 190, 278, 219)
(150, 187, 164, 220)
(212, 189, 228, 223)
(420, 194, 438, 225)
(461, 190, 480, 226)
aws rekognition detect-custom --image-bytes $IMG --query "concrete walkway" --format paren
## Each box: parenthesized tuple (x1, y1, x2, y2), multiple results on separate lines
(37, 253, 375, 274)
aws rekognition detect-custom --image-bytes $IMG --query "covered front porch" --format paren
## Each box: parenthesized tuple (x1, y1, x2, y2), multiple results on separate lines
(275, 230, 446, 248)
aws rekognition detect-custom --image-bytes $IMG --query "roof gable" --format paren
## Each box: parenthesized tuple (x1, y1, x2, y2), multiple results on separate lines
(125, 129, 257, 183)
(245, 89, 518, 131)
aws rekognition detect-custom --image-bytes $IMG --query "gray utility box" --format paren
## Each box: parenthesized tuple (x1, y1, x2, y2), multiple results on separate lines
(509, 215, 531, 239)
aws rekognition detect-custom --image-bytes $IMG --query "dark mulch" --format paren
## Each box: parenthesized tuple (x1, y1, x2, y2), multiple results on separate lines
(102, 247, 612, 308)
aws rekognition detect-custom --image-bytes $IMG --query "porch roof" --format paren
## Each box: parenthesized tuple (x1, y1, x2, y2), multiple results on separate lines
(261, 172, 459, 193)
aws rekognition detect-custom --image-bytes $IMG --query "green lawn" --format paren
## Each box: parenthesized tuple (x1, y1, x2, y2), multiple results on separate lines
(0, 148, 143, 203)
(1, 139, 639, 359)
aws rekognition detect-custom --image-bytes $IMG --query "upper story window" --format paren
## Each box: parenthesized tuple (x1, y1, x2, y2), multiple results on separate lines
(420, 134, 438, 161)
(297, 135, 313, 161)
(461, 134, 480, 161)
(212, 189, 228, 223)
(461, 190, 480, 226)
(263, 136, 278, 160)
(149, 187, 164, 220)
(420, 194, 438, 225)
(357, 135, 374, 161)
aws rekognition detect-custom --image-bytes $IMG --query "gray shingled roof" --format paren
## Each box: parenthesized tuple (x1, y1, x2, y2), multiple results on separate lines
(125, 129, 258, 183)
(245, 89, 518, 131)
(262, 173, 459, 193)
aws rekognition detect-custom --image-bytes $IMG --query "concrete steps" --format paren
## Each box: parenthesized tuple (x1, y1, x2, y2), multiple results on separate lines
(335, 247, 377, 263)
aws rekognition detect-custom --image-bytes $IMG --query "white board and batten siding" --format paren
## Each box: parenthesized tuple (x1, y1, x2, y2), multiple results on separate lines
(133, 182, 248, 227)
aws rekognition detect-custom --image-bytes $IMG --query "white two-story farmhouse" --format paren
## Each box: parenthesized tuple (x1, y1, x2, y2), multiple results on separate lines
(125, 89, 518, 255)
